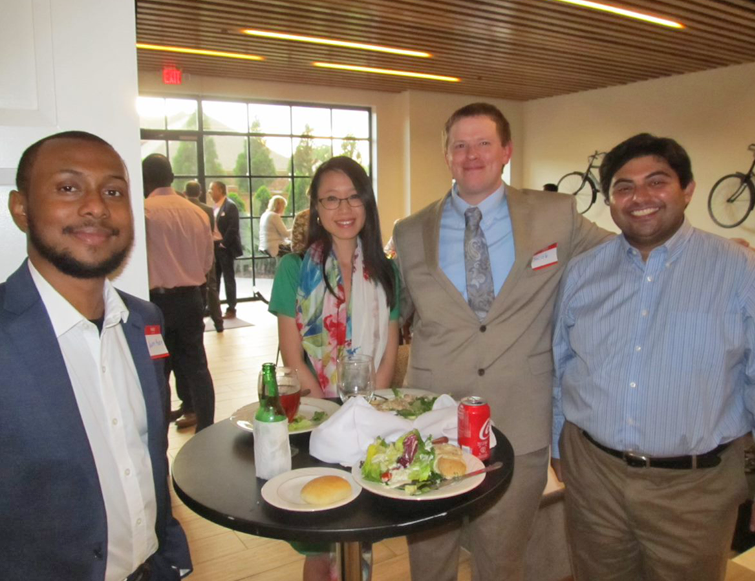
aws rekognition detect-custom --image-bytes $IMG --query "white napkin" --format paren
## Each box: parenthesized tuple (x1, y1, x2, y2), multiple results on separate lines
(308, 394, 496, 467)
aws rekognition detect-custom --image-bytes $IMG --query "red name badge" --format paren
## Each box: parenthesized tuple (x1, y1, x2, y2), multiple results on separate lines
(531, 243, 558, 271)
(145, 325, 169, 359)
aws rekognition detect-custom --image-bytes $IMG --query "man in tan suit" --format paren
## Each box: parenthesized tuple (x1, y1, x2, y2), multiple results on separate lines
(394, 103, 610, 581)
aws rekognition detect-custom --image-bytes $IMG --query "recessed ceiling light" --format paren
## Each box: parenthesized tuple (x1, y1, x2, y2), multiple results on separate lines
(136, 43, 264, 61)
(242, 29, 431, 58)
(552, 0, 684, 28)
(313, 62, 460, 82)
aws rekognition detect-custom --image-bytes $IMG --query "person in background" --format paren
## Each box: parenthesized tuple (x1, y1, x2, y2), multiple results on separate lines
(260, 195, 292, 257)
(290, 209, 311, 254)
(184, 181, 223, 333)
(144, 155, 215, 432)
(552, 133, 755, 581)
(393, 102, 611, 581)
(543, 182, 558, 192)
(209, 181, 243, 319)
(1, 131, 192, 579)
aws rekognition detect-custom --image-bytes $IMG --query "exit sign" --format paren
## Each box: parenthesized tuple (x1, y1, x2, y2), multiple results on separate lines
(163, 66, 182, 85)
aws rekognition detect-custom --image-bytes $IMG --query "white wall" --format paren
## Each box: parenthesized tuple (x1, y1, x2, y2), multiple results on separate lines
(522, 61, 755, 240)
(138, 72, 526, 242)
(0, 0, 147, 297)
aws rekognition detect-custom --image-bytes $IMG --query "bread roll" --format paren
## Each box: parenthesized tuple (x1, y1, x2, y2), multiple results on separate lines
(301, 475, 352, 505)
(434, 443, 463, 458)
(437, 456, 467, 479)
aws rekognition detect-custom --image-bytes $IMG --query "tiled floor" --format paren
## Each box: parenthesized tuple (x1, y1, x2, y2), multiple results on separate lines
(166, 298, 470, 580)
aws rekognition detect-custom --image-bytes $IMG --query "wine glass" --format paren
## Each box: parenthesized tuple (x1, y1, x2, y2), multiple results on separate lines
(337, 354, 376, 403)
(257, 366, 301, 455)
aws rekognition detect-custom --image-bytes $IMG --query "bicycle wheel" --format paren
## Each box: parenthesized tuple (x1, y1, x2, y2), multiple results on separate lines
(557, 172, 596, 214)
(708, 173, 755, 228)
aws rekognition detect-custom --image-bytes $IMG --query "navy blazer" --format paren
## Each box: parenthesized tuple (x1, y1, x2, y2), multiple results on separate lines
(216, 197, 243, 258)
(0, 261, 192, 580)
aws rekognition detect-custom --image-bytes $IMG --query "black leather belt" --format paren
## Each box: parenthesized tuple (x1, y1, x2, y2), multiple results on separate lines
(150, 285, 199, 295)
(126, 557, 152, 581)
(582, 430, 729, 469)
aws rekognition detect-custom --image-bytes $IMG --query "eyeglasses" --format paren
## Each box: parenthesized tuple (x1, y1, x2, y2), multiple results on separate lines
(317, 194, 364, 210)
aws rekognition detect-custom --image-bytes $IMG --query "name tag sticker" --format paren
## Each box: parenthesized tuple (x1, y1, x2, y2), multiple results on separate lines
(145, 325, 169, 359)
(531, 243, 558, 271)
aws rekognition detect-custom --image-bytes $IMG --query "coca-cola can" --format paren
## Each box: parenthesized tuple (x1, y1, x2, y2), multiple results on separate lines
(458, 396, 491, 460)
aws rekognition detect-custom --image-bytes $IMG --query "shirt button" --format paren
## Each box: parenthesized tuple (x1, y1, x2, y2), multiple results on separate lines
(478, 369, 485, 377)
(627, 418, 635, 426)
(136, 518, 142, 526)
(112, 418, 118, 426)
(646, 276, 653, 282)
(125, 468, 131, 476)
(630, 382, 637, 388)
(641, 309, 649, 317)
(480, 325, 487, 333)
(101, 365, 106, 373)
(635, 346, 642, 352)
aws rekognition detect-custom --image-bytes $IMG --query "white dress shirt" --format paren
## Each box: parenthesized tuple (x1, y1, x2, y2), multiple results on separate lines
(29, 262, 158, 580)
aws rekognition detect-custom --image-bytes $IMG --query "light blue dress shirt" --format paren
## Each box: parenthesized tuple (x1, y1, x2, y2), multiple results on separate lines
(552, 219, 755, 458)
(439, 183, 515, 299)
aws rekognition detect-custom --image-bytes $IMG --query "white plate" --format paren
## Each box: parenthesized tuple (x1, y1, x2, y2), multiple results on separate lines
(230, 397, 341, 435)
(351, 452, 486, 501)
(261, 467, 361, 512)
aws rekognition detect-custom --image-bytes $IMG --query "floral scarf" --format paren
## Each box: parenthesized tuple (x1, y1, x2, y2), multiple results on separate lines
(295, 239, 389, 397)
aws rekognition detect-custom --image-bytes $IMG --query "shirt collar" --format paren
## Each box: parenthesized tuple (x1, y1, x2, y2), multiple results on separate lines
(449, 182, 506, 219)
(620, 217, 693, 263)
(28, 261, 130, 338)
(147, 186, 178, 198)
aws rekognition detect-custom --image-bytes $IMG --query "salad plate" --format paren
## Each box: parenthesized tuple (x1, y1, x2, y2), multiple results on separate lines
(261, 467, 361, 512)
(370, 388, 440, 419)
(352, 451, 485, 501)
(230, 397, 340, 435)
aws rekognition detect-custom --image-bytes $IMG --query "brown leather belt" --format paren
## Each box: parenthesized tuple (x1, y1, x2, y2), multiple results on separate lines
(126, 557, 152, 581)
(582, 430, 729, 469)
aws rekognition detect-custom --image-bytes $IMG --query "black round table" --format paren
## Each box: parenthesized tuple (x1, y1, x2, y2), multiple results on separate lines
(172, 419, 514, 580)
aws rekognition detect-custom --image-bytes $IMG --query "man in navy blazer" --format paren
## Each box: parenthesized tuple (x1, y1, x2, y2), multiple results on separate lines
(209, 181, 243, 318)
(0, 131, 192, 580)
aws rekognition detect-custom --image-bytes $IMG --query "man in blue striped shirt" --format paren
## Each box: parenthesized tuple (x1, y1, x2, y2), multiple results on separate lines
(552, 133, 755, 581)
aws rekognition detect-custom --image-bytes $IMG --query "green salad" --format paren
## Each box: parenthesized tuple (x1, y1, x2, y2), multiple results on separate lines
(360, 430, 442, 494)
(289, 411, 328, 432)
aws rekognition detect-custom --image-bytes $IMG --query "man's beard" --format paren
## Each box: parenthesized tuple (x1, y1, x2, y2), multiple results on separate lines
(27, 216, 133, 279)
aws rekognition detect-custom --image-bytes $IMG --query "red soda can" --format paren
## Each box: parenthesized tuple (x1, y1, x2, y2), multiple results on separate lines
(458, 396, 491, 460)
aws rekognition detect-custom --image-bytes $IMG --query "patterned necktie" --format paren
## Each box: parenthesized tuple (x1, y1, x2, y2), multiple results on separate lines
(464, 207, 495, 320)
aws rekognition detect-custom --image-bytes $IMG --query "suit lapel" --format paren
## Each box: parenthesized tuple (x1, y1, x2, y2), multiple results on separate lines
(423, 192, 474, 314)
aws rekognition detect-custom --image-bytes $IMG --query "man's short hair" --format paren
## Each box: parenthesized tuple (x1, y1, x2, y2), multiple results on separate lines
(443, 103, 512, 150)
(599, 133, 694, 200)
(184, 181, 202, 198)
(211, 181, 227, 196)
(16, 131, 114, 192)
(142, 154, 174, 190)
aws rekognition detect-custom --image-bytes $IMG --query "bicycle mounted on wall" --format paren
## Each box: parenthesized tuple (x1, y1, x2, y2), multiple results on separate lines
(708, 144, 755, 228)
(556, 150, 606, 214)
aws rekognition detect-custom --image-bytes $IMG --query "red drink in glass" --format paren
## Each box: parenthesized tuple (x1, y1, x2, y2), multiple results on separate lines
(279, 391, 301, 423)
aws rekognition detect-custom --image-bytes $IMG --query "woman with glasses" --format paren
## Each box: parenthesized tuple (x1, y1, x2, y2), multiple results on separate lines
(269, 156, 400, 399)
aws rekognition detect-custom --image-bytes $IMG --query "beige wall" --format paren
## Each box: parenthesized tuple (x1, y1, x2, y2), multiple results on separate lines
(521, 61, 755, 241)
(138, 72, 524, 242)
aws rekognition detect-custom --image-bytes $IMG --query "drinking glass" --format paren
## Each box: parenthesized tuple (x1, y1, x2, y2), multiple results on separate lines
(337, 354, 376, 402)
(257, 366, 301, 423)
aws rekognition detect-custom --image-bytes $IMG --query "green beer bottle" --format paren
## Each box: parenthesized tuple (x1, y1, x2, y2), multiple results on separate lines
(256, 362, 287, 422)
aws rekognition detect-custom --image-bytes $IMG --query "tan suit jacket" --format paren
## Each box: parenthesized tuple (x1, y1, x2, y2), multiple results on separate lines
(394, 187, 611, 455)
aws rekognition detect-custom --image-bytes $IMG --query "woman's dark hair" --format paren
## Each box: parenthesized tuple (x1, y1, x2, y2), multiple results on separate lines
(306, 156, 396, 310)
(599, 133, 693, 201)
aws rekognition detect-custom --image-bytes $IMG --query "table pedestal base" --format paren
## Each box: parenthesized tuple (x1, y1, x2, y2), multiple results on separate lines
(336, 541, 372, 581)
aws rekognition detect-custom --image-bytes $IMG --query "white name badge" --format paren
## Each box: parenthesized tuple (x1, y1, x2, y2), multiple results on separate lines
(531, 243, 558, 271)
(145, 325, 169, 359)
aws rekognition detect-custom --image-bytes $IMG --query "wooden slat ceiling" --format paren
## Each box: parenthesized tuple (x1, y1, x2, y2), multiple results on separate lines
(135, 0, 755, 101)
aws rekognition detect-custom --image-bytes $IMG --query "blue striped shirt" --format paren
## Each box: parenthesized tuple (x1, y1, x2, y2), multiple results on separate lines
(552, 219, 755, 458)
(439, 183, 515, 298)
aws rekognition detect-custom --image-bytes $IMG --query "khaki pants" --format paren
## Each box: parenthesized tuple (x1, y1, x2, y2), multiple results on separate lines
(408, 447, 549, 581)
(560, 422, 748, 581)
